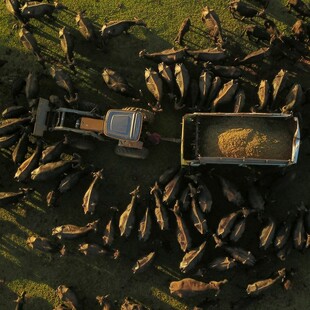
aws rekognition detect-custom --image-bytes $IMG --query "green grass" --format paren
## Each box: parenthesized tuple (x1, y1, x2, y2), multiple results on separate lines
(1, 0, 310, 309)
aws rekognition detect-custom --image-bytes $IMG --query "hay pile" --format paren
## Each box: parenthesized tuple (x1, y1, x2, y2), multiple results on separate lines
(218, 128, 282, 158)
(203, 118, 292, 159)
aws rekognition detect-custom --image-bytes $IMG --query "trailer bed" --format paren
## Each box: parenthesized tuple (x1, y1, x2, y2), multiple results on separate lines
(181, 113, 300, 166)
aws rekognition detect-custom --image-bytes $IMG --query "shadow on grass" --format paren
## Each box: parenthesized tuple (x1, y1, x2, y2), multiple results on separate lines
(266, 0, 297, 28)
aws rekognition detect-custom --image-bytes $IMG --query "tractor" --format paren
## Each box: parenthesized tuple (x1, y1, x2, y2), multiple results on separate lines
(33, 98, 155, 159)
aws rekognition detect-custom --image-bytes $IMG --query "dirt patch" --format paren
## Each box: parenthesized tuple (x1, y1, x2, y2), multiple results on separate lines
(201, 117, 293, 159)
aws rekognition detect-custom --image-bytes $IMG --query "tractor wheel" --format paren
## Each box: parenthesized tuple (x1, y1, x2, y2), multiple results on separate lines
(122, 107, 155, 124)
(114, 146, 149, 159)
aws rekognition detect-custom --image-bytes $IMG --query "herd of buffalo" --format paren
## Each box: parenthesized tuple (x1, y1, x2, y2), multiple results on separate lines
(1, 0, 310, 309)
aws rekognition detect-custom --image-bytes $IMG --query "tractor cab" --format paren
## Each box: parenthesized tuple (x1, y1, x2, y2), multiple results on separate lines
(103, 110, 143, 141)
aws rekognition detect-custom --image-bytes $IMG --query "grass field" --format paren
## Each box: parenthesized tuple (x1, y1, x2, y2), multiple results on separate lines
(1, 0, 310, 309)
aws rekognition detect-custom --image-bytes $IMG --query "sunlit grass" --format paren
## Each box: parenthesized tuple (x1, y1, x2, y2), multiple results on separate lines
(24, 200, 45, 213)
(151, 287, 187, 310)
(155, 264, 181, 280)
(0, 248, 21, 266)
(7, 279, 56, 307)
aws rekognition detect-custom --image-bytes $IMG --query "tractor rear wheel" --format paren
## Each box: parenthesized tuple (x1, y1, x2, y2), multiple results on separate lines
(122, 107, 155, 124)
(114, 146, 149, 159)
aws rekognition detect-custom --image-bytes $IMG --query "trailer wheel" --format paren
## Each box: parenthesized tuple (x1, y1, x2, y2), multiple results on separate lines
(114, 146, 149, 159)
(122, 107, 155, 124)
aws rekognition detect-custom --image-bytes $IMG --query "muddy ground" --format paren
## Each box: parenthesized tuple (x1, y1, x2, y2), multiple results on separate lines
(1, 0, 310, 309)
